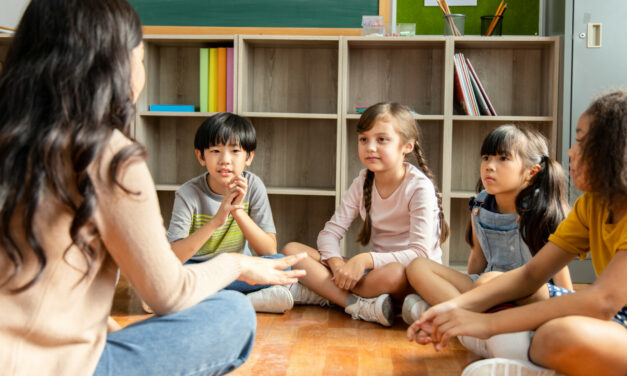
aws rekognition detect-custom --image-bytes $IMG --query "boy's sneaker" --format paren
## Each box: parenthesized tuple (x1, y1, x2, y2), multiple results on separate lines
(401, 293, 431, 325)
(344, 294, 394, 327)
(462, 358, 558, 376)
(247, 285, 294, 313)
(288, 282, 331, 307)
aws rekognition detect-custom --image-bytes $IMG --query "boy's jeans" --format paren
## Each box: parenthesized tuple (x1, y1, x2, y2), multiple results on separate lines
(94, 290, 255, 376)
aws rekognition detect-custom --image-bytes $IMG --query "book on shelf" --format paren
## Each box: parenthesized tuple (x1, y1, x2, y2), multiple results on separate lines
(453, 52, 496, 116)
(453, 53, 477, 116)
(465, 58, 497, 116)
(209, 48, 218, 112)
(226, 47, 234, 112)
(149, 105, 195, 112)
(217, 47, 227, 112)
(199, 48, 209, 112)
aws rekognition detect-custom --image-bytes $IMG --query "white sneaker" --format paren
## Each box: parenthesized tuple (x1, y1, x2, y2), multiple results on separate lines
(247, 285, 294, 313)
(459, 331, 533, 360)
(141, 300, 153, 314)
(401, 293, 431, 325)
(462, 358, 557, 376)
(344, 294, 394, 327)
(288, 282, 330, 307)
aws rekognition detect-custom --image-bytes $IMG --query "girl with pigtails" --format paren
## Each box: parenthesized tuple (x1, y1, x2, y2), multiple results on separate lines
(282, 102, 448, 326)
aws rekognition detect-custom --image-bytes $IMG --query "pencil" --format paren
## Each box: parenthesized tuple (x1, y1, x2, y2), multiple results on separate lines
(486, 2, 506, 36)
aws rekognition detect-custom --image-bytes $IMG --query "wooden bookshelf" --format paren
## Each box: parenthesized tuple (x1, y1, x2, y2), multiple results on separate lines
(0, 33, 560, 266)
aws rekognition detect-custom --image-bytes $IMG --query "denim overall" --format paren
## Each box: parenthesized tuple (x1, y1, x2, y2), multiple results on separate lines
(471, 191, 532, 274)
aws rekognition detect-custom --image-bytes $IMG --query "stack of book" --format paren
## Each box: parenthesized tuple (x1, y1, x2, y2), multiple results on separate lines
(200, 47, 234, 113)
(453, 52, 496, 116)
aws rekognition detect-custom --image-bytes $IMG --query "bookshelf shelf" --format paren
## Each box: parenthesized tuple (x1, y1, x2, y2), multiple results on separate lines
(0, 34, 562, 265)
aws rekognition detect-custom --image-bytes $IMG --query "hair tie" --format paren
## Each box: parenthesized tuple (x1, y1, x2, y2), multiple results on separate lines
(541, 155, 549, 166)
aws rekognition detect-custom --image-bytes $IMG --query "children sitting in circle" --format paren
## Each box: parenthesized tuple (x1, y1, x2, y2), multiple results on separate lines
(409, 90, 627, 376)
(402, 124, 573, 359)
(282, 102, 448, 326)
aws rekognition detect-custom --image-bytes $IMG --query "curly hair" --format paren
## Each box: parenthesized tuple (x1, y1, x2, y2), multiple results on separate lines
(0, 0, 146, 292)
(582, 90, 627, 203)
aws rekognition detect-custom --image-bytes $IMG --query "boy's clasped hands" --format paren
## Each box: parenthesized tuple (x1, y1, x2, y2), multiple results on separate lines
(407, 302, 493, 351)
(214, 175, 249, 224)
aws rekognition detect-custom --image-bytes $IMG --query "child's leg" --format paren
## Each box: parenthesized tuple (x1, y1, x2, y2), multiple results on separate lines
(95, 290, 255, 376)
(350, 262, 411, 300)
(476, 271, 551, 306)
(529, 316, 627, 376)
(406, 257, 475, 305)
(282, 242, 350, 306)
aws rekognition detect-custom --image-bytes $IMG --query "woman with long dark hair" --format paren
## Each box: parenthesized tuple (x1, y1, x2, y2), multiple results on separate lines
(0, 1, 304, 375)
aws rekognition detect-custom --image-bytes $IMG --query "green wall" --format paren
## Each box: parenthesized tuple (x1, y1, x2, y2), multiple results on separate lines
(397, 0, 539, 35)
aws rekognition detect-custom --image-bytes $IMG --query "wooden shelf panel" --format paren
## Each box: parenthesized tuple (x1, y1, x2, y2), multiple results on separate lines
(267, 187, 336, 196)
(449, 190, 475, 199)
(240, 38, 339, 114)
(454, 41, 557, 117)
(247, 118, 337, 190)
(346, 42, 445, 115)
(242, 112, 337, 119)
(451, 115, 554, 122)
(143, 34, 234, 47)
(268, 195, 336, 249)
(448, 197, 473, 265)
(345, 114, 444, 120)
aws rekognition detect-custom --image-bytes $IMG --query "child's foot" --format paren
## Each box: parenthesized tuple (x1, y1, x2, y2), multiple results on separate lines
(247, 285, 294, 313)
(288, 282, 331, 307)
(462, 358, 558, 376)
(344, 294, 394, 327)
(401, 293, 431, 325)
(458, 331, 533, 360)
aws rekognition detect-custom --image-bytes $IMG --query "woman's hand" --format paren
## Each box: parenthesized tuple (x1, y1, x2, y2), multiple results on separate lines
(236, 253, 307, 285)
(331, 254, 370, 291)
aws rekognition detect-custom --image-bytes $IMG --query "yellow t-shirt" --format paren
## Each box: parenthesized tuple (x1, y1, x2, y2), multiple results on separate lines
(548, 192, 627, 277)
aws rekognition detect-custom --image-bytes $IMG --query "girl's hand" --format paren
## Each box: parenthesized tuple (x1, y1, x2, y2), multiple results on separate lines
(407, 301, 457, 347)
(410, 302, 493, 351)
(230, 175, 248, 208)
(331, 255, 367, 290)
(236, 253, 307, 285)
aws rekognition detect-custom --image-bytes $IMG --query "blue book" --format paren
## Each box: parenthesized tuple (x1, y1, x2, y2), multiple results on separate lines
(149, 105, 195, 112)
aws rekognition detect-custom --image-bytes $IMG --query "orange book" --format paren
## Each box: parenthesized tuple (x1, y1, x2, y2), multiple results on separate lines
(217, 48, 227, 112)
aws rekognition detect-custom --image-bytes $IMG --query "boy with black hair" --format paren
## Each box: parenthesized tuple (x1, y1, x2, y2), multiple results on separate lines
(145, 112, 293, 313)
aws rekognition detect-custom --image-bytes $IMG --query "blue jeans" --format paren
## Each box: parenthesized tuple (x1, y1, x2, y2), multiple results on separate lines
(94, 290, 256, 376)
(187, 254, 286, 294)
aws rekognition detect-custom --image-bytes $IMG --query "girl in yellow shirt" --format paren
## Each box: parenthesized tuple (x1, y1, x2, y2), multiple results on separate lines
(408, 90, 627, 376)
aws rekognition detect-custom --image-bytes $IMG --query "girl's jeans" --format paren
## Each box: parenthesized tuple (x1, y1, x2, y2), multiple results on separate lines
(94, 290, 256, 376)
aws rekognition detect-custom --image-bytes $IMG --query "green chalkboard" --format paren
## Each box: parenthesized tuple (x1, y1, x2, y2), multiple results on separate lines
(129, 0, 379, 28)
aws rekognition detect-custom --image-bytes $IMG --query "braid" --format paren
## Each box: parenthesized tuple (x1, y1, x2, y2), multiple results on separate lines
(414, 142, 449, 244)
(356, 169, 375, 246)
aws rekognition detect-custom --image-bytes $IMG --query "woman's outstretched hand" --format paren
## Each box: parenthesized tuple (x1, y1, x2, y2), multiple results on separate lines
(235, 253, 307, 286)
(407, 301, 493, 351)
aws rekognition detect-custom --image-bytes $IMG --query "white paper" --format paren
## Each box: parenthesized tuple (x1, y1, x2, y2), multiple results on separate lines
(425, 0, 477, 6)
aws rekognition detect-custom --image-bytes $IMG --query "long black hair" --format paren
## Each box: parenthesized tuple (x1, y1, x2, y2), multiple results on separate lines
(355, 102, 449, 246)
(477, 125, 569, 255)
(0, 0, 145, 292)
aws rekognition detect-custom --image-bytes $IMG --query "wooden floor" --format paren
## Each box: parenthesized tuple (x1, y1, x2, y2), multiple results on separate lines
(111, 276, 481, 375)
(111, 277, 590, 375)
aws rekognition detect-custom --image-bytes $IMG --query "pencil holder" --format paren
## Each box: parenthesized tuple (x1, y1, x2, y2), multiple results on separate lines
(481, 15, 503, 36)
(443, 14, 465, 36)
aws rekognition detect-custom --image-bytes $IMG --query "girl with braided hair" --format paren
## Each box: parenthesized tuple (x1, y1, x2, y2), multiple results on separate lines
(283, 102, 447, 326)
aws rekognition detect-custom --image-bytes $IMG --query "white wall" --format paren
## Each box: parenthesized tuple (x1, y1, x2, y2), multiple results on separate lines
(0, 0, 29, 30)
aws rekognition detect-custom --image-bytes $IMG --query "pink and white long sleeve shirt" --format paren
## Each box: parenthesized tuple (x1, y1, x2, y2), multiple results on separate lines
(317, 163, 443, 269)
